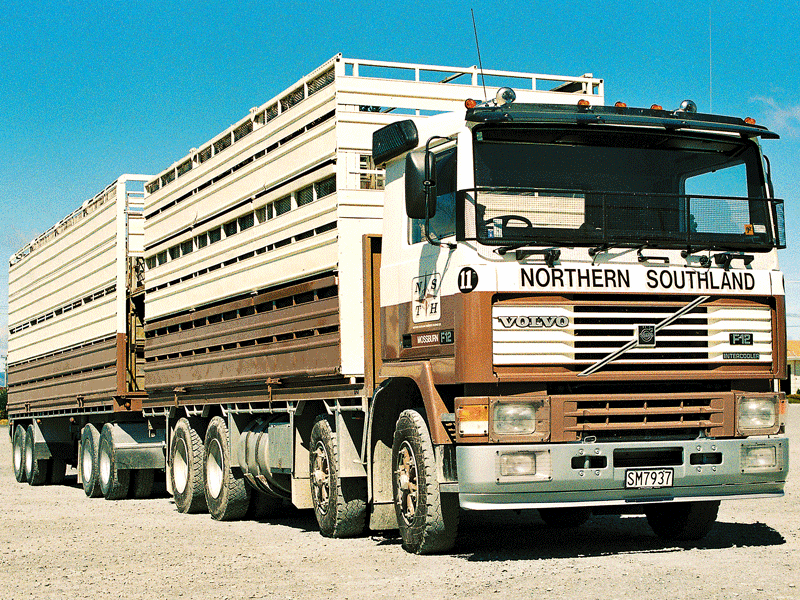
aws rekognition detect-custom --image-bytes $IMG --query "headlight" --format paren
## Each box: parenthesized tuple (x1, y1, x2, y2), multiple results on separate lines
(737, 394, 779, 434)
(493, 402, 537, 435)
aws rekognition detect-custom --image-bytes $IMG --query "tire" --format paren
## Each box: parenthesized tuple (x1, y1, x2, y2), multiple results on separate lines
(646, 500, 720, 541)
(48, 458, 67, 485)
(539, 507, 592, 528)
(170, 418, 207, 513)
(204, 416, 250, 521)
(392, 409, 458, 554)
(130, 469, 154, 499)
(24, 424, 47, 486)
(12, 425, 27, 483)
(99, 424, 130, 500)
(80, 424, 103, 497)
(309, 418, 367, 538)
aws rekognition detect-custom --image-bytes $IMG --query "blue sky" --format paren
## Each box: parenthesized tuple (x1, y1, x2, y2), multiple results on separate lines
(2, 0, 799, 371)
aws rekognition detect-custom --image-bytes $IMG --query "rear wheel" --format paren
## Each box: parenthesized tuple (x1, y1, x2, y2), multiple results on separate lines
(80, 424, 103, 498)
(646, 501, 720, 541)
(24, 425, 47, 486)
(170, 418, 207, 513)
(309, 418, 367, 537)
(204, 416, 250, 521)
(392, 409, 458, 554)
(12, 425, 27, 483)
(99, 424, 130, 500)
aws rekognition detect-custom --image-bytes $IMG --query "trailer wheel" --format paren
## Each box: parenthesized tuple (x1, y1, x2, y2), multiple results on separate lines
(309, 418, 367, 538)
(539, 507, 592, 528)
(130, 469, 154, 499)
(24, 424, 48, 486)
(48, 458, 67, 485)
(392, 409, 458, 554)
(203, 416, 250, 520)
(99, 424, 130, 500)
(170, 418, 207, 513)
(646, 500, 720, 541)
(12, 425, 27, 483)
(80, 424, 103, 497)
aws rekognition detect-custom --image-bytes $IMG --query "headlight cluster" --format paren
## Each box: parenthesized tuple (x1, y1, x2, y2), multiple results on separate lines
(455, 397, 549, 442)
(737, 394, 783, 435)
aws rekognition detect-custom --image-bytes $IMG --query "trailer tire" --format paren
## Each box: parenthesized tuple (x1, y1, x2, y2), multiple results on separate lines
(48, 458, 67, 485)
(12, 425, 27, 483)
(171, 418, 207, 513)
(392, 409, 458, 554)
(646, 500, 720, 541)
(80, 424, 103, 498)
(539, 507, 592, 528)
(204, 416, 250, 521)
(99, 424, 130, 500)
(131, 469, 154, 499)
(309, 418, 367, 538)
(24, 425, 48, 486)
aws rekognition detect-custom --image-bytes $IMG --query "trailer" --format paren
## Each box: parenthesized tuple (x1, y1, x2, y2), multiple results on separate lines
(7, 176, 163, 498)
(8, 55, 789, 555)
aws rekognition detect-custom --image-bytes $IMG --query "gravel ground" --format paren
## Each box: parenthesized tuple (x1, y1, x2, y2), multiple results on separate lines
(1, 409, 797, 600)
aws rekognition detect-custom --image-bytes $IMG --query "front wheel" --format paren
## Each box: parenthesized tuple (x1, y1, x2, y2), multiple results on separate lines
(646, 500, 720, 541)
(392, 409, 458, 554)
(309, 418, 366, 538)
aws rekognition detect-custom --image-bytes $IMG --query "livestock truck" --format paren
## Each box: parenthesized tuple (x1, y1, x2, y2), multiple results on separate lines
(8, 55, 789, 554)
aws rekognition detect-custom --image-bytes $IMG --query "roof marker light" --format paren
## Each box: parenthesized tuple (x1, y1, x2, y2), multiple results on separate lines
(465, 98, 477, 109)
(650, 104, 664, 111)
(744, 117, 756, 125)
(577, 99, 591, 107)
(614, 101, 627, 108)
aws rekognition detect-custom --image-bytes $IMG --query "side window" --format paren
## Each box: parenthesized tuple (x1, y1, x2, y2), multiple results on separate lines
(410, 148, 457, 244)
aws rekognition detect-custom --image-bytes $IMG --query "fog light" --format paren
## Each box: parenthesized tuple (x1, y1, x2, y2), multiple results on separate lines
(500, 452, 536, 476)
(498, 450, 551, 480)
(741, 443, 780, 472)
(493, 402, 537, 435)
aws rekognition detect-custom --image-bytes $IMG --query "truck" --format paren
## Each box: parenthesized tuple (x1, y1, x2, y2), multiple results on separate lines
(7, 55, 789, 554)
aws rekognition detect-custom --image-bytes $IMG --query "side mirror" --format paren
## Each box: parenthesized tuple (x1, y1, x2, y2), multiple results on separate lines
(405, 151, 436, 219)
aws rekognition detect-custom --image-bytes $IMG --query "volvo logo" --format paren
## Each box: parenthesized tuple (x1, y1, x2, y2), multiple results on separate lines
(497, 315, 569, 329)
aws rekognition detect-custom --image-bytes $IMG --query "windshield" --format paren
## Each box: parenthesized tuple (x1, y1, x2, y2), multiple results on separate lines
(465, 126, 782, 250)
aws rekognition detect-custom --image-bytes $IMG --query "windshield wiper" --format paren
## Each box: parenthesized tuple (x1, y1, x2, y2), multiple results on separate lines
(497, 245, 561, 267)
(681, 246, 711, 267)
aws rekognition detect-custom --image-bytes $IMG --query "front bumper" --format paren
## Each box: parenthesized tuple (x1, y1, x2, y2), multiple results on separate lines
(455, 436, 788, 510)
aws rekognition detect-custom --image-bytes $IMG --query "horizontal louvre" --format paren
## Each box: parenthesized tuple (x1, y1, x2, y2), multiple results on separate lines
(552, 391, 731, 441)
(493, 297, 772, 369)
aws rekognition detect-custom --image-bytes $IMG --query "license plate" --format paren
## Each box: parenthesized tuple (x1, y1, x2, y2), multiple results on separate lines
(625, 468, 674, 489)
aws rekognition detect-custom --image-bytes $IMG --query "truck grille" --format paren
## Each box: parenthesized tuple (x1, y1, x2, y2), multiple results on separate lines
(492, 295, 772, 369)
(551, 391, 733, 441)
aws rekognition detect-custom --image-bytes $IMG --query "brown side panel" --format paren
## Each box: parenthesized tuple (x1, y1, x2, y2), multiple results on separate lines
(142, 275, 341, 407)
(7, 337, 118, 416)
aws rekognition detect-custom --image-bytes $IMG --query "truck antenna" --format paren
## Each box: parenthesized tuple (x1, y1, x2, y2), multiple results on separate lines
(471, 9, 488, 102)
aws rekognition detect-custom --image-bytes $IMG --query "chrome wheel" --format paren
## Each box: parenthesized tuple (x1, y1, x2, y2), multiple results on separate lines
(173, 437, 189, 495)
(205, 438, 224, 500)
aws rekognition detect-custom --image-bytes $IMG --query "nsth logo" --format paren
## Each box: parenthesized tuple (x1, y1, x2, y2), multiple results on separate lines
(497, 315, 569, 328)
